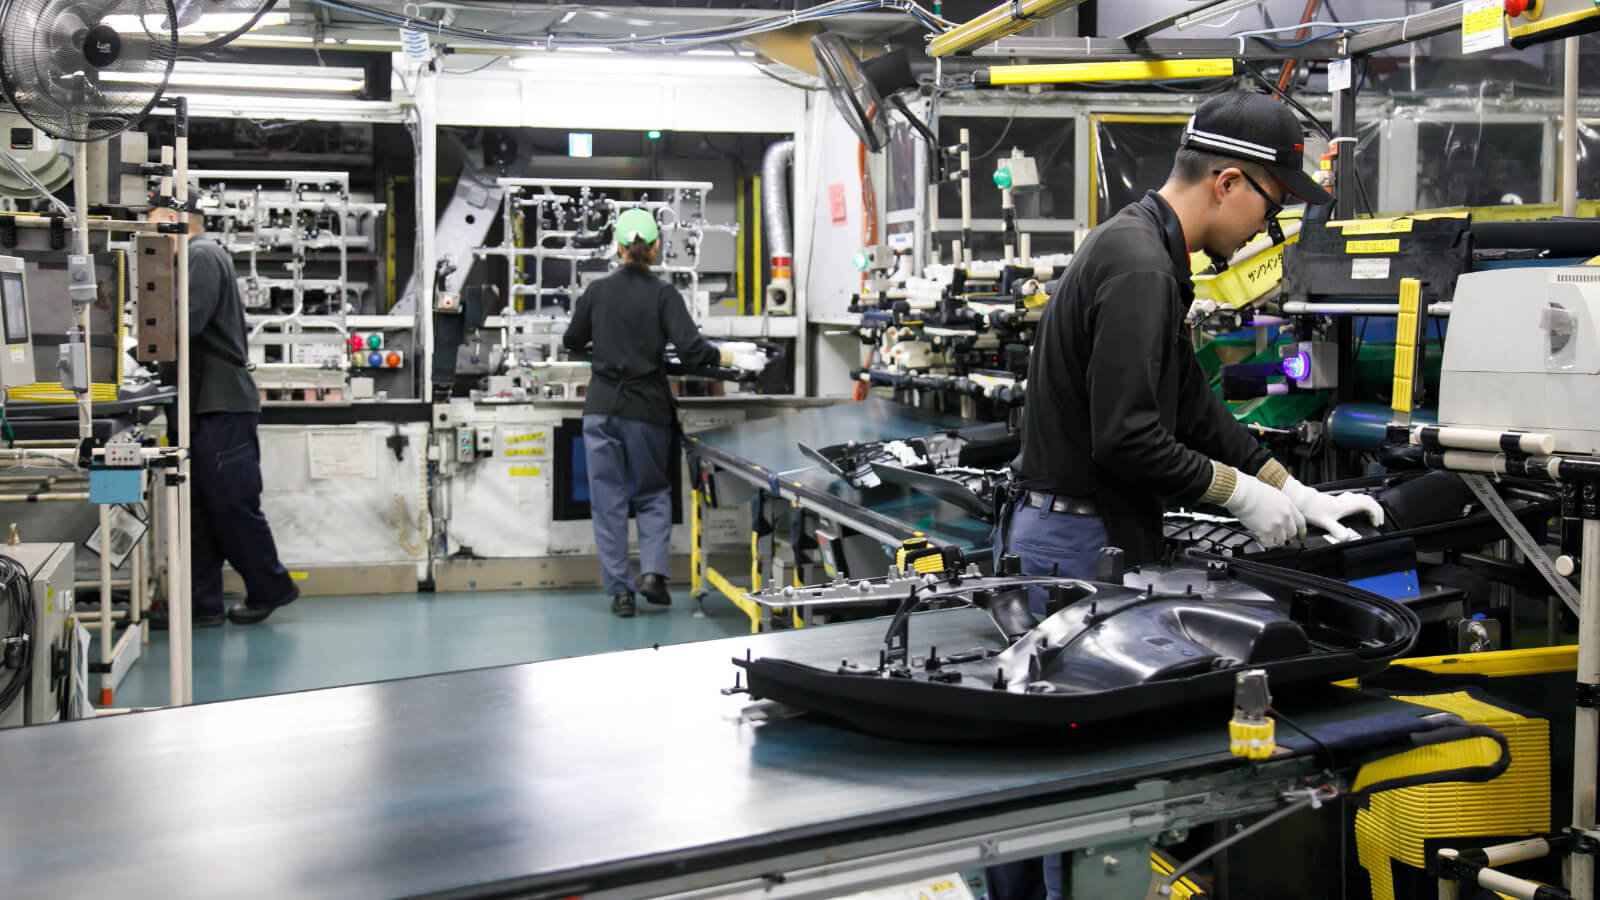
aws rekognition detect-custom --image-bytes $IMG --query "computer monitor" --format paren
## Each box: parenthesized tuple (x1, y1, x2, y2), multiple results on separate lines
(0, 256, 31, 389)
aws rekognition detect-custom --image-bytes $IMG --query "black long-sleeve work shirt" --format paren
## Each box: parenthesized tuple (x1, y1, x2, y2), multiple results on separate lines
(1011, 191, 1271, 564)
(563, 266, 720, 426)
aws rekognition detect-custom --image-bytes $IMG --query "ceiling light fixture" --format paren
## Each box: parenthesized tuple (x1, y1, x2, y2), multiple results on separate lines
(101, 62, 366, 93)
(105, 11, 292, 34)
(507, 52, 758, 78)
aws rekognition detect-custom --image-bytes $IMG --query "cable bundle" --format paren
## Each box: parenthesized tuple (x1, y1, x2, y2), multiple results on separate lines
(0, 552, 32, 716)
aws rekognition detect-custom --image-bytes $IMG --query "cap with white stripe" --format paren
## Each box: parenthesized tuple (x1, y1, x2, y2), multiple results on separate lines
(1179, 91, 1331, 205)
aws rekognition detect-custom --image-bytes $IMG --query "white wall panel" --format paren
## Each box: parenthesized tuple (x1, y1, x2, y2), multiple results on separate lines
(259, 423, 431, 566)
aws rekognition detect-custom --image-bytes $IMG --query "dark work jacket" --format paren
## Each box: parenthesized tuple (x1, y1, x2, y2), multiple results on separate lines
(158, 239, 259, 417)
(562, 266, 720, 427)
(1010, 191, 1271, 565)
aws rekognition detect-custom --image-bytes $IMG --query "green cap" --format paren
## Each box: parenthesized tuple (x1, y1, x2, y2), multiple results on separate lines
(615, 208, 659, 245)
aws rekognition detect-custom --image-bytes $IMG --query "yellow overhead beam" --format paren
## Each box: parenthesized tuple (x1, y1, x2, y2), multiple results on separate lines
(928, 0, 1092, 58)
(977, 58, 1234, 86)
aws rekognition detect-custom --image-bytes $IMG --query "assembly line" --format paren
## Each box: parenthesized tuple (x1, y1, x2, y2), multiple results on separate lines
(2, 1, 1600, 899)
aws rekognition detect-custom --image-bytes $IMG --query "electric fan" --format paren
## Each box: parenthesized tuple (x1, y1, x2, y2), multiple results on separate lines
(0, 0, 177, 143)
(810, 33, 924, 153)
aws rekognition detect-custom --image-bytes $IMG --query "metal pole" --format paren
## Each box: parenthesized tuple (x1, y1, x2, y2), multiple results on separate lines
(143, 485, 156, 646)
(1564, 37, 1580, 218)
(175, 101, 194, 706)
(1331, 81, 1358, 479)
(130, 482, 143, 639)
(418, 72, 438, 404)
(1437, 849, 1461, 900)
(959, 127, 973, 268)
(1572, 516, 1600, 897)
(97, 504, 112, 705)
(165, 475, 183, 708)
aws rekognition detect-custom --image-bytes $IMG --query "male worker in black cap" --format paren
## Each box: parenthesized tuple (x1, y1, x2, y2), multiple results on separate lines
(988, 91, 1383, 900)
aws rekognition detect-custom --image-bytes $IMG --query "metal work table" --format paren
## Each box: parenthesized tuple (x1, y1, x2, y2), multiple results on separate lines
(682, 398, 996, 629)
(0, 608, 1441, 899)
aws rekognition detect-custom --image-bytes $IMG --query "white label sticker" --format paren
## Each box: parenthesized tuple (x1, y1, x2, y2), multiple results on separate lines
(1328, 58, 1352, 93)
(307, 430, 378, 479)
(1461, 0, 1506, 54)
(1351, 258, 1392, 281)
(8, 347, 22, 362)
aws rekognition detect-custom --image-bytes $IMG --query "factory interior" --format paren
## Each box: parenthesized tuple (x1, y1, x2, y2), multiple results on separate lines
(12, 0, 1600, 897)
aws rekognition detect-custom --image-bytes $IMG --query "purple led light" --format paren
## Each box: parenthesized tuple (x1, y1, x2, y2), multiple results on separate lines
(1282, 351, 1311, 381)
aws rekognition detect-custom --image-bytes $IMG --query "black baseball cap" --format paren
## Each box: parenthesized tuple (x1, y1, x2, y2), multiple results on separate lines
(1180, 91, 1331, 206)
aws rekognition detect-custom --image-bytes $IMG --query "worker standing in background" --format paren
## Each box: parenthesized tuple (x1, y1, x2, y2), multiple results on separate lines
(144, 181, 298, 627)
(991, 91, 1384, 900)
(564, 208, 765, 618)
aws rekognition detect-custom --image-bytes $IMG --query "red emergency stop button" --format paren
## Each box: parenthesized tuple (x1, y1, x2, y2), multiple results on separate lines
(1505, 0, 1531, 17)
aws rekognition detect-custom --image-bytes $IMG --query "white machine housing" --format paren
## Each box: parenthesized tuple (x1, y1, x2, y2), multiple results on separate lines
(0, 542, 75, 728)
(0, 255, 33, 388)
(1441, 267, 1600, 454)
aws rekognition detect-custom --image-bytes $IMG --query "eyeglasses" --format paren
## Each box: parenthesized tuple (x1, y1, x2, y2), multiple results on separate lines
(1213, 167, 1286, 245)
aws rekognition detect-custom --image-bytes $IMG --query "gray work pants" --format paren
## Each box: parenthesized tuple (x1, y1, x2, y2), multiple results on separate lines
(582, 414, 673, 596)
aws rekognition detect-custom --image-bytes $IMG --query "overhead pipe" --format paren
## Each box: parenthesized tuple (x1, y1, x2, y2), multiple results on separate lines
(761, 139, 795, 316)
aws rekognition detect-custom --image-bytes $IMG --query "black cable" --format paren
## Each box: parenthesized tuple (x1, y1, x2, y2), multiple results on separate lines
(970, 107, 1019, 162)
(1239, 60, 1333, 142)
(1271, 705, 1337, 770)
(441, 55, 507, 75)
(0, 552, 31, 715)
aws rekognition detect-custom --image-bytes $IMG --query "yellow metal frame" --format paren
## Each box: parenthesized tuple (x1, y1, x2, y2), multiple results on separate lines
(691, 481, 804, 633)
(986, 59, 1233, 86)
(1335, 644, 1578, 689)
(928, 0, 1091, 58)
(1087, 113, 1192, 227)
(751, 173, 763, 316)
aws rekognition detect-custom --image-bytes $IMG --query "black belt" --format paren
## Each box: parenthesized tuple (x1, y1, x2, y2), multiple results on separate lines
(1025, 491, 1099, 517)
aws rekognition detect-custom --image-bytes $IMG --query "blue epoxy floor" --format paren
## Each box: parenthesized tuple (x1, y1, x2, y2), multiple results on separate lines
(94, 587, 751, 708)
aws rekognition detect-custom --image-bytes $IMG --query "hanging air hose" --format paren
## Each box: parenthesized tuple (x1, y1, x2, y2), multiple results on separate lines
(0, 552, 33, 715)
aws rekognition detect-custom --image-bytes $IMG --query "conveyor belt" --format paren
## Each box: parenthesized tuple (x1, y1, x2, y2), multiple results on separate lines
(685, 398, 994, 556)
(0, 609, 1448, 899)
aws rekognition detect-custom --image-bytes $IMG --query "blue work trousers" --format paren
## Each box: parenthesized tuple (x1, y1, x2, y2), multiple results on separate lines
(582, 414, 673, 597)
(191, 412, 294, 618)
(993, 496, 1109, 618)
(986, 495, 1108, 900)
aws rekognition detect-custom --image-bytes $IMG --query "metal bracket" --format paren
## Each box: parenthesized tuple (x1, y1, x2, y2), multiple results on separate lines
(1577, 682, 1600, 709)
(1071, 837, 1156, 898)
(1460, 473, 1582, 617)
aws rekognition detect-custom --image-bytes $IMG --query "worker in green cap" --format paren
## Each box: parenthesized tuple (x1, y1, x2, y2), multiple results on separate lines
(563, 207, 766, 618)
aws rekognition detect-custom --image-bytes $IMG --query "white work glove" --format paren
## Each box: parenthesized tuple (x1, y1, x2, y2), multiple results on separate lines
(1280, 476, 1385, 544)
(1223, 473, 1306, 549)
(730, 350, 767, 373)
(717, 342, 757, 367)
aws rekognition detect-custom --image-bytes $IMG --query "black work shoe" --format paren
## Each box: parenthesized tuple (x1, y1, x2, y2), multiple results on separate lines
(227, 584, 300, 626)
(611, 591, 637, 618)
(194, 611, 226, 628)
(638, 573, 671, 606)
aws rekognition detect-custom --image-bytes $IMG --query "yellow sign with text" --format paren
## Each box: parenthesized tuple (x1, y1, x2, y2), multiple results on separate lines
(1346, 239, 1401, 254)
